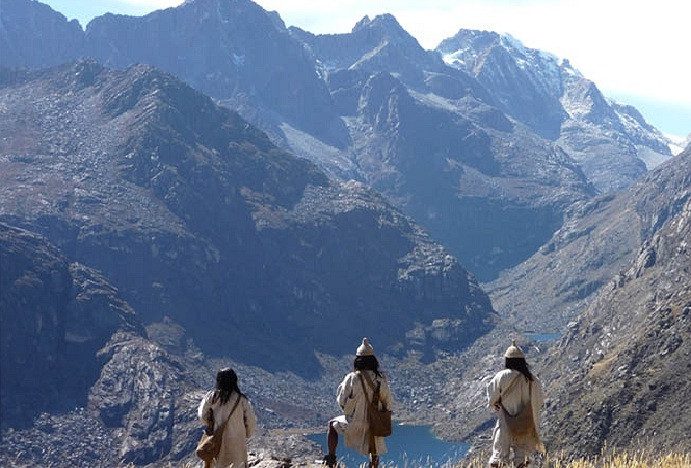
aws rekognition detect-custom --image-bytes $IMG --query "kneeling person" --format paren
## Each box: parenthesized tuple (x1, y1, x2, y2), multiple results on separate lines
(324, 338, 393, 468)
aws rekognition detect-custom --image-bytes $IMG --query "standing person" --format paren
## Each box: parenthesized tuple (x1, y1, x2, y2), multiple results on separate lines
(323, 338, 393, 468)
(486, 341, 545, 468)
(197, 368, 258, 468)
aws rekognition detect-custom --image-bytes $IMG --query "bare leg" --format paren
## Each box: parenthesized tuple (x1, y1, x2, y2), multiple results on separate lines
(327, 422, 338, 456)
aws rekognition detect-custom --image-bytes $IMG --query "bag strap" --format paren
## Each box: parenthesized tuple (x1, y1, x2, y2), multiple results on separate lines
(498, 373, 523, 411)
(358, 372, 372, 407)
(358, 373, 379, 457)
(214, 393, 242, 435)
(361, 371, 384, 408)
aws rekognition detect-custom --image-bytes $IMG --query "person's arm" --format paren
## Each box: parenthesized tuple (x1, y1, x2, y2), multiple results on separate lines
(336, 374, 353, 409)
(197, 391, 214, 428)
(379, 376, 393, 411)
(487, 374, 502, 410)
(243, 397, 258, 438)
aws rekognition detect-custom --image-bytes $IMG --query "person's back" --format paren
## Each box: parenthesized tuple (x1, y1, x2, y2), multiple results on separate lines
(486, 341, 544, 468)
(324, 338, 394, 468)
(337, 369, 393, 434)
(197, 368, 257, 468)
(487, 368, 543, 427)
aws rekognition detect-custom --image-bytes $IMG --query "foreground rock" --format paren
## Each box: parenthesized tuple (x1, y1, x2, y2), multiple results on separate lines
(0, 224, 140, 428)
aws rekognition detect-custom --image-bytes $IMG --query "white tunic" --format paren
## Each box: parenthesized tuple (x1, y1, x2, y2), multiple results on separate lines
(197, 391, 258, 468)
(333, 370, 393, 456)
(486, 369, 544, 464)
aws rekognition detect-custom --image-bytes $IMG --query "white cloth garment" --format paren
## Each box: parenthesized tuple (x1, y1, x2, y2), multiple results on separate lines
(486, 369, 544, 465)
(197, 391, 258, 468)
(330, 370, 393, 456)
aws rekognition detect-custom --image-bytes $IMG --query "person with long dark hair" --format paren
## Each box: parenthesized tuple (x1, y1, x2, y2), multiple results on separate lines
(486, 341, 545, 467)
(197, 368, 257, 467)
(323, 338, 393, 467)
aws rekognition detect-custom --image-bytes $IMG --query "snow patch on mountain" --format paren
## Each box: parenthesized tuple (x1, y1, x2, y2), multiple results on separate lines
(666, 133, 690, 155)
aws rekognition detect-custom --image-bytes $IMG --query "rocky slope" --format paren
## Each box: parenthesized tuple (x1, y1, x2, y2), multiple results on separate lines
(0, 223, 196, 465)
(438, 30, 672, 193)
(0, 61, 494, 375)
(488, 145, 691, 331)
(541, 146, 691, 457)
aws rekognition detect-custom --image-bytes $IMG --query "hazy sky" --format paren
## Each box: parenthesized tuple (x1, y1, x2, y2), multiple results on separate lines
(41, 0, 690, 137)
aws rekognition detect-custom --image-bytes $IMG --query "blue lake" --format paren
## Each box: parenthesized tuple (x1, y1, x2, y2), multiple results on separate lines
(307, 424, 469, 467)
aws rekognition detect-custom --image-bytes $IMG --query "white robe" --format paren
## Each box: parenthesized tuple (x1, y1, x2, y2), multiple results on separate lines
(486, 369, 544, 465)
(332, 370, 393, 456)
(197, 390, 258, 468)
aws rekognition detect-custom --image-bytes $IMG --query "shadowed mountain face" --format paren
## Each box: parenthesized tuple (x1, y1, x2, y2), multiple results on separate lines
(0, 224, 141, 428)
(0, 0, 345, 146)
(0, 62, 494, 375)
(0, 0, 84, 69)
(541, 146, 691, 456)
(83, 0, 349, 147)
(438, 30, 672, 193)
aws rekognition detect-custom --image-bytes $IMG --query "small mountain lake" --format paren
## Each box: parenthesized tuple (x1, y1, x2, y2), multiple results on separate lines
(307, 424, 469, 467)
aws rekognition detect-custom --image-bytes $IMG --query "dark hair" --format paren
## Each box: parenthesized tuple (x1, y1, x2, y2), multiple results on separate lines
(505, 357, 534, 381)
(354, 355, 382, 377)
(212, 368, 244, 405)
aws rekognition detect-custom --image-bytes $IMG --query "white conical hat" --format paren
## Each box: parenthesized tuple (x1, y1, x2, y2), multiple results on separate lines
(504, 340, 525, 359)
(356, 338, 375, 356)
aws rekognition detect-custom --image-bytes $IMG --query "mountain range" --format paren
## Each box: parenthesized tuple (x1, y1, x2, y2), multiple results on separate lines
(0, 0, 674, 280)
(1, 0, 688, 465)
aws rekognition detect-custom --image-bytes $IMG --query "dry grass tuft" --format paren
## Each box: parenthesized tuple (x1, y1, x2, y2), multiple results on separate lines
(458, 452, 691, 468)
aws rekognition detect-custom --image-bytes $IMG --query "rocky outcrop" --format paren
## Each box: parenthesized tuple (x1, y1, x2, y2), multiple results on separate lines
(438, 30, 672, 193)
(0, 61, 494, 375)
(0, 225, 215, 465)
(0, 223, 140, 428)
(541, 146, 691, 456)
(488, 145, 691, 331)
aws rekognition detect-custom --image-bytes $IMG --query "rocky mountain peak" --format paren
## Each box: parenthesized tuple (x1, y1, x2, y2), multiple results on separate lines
(437, 27, 672, 190)
(0, 0, 84, 69)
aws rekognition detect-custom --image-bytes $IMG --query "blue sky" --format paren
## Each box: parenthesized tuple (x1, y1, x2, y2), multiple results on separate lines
(41, 0, 690, 137)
